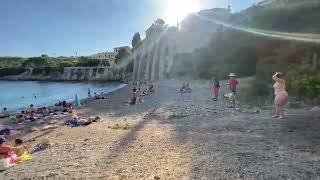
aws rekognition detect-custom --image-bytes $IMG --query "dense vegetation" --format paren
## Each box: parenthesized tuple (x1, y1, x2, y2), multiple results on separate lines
(0, 55, 110, 77)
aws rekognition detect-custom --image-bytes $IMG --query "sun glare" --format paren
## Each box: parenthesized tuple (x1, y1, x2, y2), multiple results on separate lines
(165, 0, 201, 25)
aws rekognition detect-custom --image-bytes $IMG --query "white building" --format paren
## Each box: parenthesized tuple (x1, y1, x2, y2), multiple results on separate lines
(89, 46, 131, 65)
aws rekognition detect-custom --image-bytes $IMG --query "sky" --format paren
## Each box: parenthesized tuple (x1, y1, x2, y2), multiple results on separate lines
(0, 0, 262, 57)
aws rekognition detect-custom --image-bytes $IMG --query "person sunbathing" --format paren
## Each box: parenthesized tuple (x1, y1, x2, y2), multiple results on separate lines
(16, 114, 25, 124)
(0, 137, 19, 159)
(65, 115, 101, 127)
(179, 82, 191, 93)
(0, 108, 10, 118)
(26, 104, 37, 114)
(42, 107, 50, 117)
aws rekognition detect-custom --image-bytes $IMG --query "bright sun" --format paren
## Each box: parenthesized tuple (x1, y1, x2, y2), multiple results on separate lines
(165, 0, 201, 25)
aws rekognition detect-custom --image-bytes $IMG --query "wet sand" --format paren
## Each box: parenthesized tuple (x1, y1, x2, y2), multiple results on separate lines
(1, 80, 320, 180)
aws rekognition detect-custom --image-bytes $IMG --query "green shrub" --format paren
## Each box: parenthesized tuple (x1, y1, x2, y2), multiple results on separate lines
(289, 75, 320, 100)
(76, 57, 101, 67)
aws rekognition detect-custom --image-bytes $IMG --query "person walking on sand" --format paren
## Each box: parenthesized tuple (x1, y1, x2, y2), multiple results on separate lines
(272, 72, 288, 119)
(213, 78, 220, 101)
(227, 73, 238, 108)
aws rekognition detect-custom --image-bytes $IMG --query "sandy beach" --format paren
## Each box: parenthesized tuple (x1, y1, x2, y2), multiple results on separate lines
(0, 80, 319, 180)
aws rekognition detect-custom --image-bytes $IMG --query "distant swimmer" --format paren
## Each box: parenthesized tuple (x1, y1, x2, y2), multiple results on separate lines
(88, 88, 91, 96)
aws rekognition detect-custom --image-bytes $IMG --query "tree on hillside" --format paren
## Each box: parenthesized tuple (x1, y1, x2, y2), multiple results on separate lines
(155, 18, 165, 26)
(115, 48, 132, 64)
(132, 32, 141, 50)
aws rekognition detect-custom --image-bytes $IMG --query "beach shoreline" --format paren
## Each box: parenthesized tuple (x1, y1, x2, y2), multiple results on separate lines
(0, 81, 128, 114)
(0, 80, 319, 179)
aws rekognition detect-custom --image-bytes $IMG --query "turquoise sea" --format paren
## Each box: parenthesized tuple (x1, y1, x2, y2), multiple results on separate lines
(0, 81, 126, 112)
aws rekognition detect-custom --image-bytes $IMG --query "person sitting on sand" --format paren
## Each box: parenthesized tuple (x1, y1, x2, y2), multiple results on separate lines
(0, 108, 10, 118)
(142, 88, 149, 96)
(130, 87, 138, 105)
(42, 107, 50, 117)
(185, 83, 191, 93)
(272, 72, 288, 119)
(0, 137, 19, 160)
(67, 104, 74, 114)
(179, 82, 191, 94)
(16, 114, 25, 124)
(179, 83, 187, 93)
(27, 104, 37, 114)
(55, 101, 62, 106)
(136, 88, 144, 104)
(14, 139, 29, 157)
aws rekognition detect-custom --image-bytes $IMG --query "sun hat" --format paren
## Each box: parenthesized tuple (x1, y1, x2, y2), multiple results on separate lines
(228, 73, 236, 77)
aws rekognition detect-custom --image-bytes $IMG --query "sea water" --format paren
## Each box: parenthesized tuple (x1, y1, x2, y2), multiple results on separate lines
(0, 81, 126, 112)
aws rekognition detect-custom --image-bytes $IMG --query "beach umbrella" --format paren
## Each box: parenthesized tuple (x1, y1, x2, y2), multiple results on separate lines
(74, 94, 81, 108)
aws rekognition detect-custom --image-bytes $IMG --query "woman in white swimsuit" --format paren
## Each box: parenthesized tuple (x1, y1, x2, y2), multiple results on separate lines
(272, 72, 288, 119)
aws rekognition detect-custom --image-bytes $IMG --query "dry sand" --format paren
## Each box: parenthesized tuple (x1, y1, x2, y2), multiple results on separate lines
(0, 80, 320, 180)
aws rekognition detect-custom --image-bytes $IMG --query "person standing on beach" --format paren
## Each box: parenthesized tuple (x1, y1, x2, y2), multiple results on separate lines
(227, 73, 238, 108)
(272, 72, 288, 119)
(88, 88, 91, 97)
(213, 79, 220, 101)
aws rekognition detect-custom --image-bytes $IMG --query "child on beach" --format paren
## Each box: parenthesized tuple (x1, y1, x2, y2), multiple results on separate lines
(14, 139, 29, 157)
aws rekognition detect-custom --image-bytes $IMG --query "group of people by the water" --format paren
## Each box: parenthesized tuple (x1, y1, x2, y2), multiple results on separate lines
(130, 80, 155, 105)
(178, 72, 288, 118)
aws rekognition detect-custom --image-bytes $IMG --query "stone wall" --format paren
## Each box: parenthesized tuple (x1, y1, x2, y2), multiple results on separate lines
(0, 66, 127, 81)
(60, 66, 126, 81)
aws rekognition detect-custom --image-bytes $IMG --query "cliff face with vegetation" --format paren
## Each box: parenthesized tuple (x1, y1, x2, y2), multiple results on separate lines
(171, 0, 320, 104)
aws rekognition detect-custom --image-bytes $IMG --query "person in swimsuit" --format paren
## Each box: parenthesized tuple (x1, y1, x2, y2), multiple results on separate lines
(228, 73, 238, 108)
(272, 72, 288, 119)
(14, 139, 29, 157)
(0, 137, 18, 159)
(0, 108, 10, 118)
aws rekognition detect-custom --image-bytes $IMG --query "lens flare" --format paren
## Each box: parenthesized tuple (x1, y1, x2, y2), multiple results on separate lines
(165, 0, 201, 25)
(196, 13, 320, 44)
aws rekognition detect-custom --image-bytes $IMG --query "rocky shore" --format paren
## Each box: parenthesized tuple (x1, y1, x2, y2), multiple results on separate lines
(0, 80, 319, 180)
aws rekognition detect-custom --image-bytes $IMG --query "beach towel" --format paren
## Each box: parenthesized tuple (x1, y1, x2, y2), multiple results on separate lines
(31, 144, 47, 154)
(18, 152, 31, 163)
(0, 155, 18, 171)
